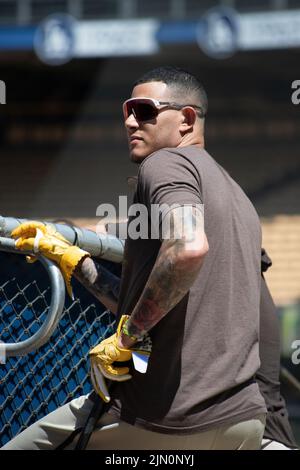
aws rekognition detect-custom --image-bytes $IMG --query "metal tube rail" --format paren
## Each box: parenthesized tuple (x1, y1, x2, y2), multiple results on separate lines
(0, 216, 125, 263)
(0, 236, 65, 357)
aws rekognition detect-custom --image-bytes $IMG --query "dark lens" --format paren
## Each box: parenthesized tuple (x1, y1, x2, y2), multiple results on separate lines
(127, 101, 158, 122)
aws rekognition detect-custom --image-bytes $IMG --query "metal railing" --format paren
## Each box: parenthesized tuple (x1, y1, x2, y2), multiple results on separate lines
(0, 216, 124, 263)
(0, 236, 65, 357)
(0, 217, 121, 446)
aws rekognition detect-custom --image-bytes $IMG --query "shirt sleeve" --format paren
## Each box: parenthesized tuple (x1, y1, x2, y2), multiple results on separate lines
(138, 149, 203, 216)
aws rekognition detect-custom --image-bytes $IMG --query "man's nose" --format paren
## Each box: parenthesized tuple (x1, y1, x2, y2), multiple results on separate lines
(125, 112, 139, 130)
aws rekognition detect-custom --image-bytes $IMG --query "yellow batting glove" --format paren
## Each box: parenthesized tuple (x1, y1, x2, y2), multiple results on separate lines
(11, 221, 90, 299)
(89, 315, 132, 401)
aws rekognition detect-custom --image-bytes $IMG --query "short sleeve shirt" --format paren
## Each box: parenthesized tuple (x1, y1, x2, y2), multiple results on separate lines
(109, 146, 266, 434)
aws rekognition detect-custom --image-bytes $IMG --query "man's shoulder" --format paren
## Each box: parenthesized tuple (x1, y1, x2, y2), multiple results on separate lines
(138, 148, 200, 190)
(139, 145, 207, 174)
(139, 147, 178, 168)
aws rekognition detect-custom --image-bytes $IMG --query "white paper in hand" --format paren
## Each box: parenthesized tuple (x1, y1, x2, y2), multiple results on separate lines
(131, 333, 152, 374)
(132, 351, 150, 373)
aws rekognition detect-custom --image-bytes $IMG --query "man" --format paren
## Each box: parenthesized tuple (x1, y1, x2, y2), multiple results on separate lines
(2, 66, 266, 449)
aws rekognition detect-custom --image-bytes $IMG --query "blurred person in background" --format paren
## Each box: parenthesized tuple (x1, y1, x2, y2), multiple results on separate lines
(258, 250, 298, 450)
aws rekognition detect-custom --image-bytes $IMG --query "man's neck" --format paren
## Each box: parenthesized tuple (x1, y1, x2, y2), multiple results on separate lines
(177, 135, 205, 148)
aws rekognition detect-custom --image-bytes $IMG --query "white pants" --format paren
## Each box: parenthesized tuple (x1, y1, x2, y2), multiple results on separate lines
(1, 394, 266, 450)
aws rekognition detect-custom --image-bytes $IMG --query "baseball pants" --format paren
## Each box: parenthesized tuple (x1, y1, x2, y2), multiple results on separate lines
(1, 394, 266, 450)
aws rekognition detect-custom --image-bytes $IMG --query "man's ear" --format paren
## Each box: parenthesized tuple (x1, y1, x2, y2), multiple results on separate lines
(179, 107, 197, 132)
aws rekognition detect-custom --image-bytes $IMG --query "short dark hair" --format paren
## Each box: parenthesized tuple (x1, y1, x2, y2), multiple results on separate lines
(134, 66, 208, 117)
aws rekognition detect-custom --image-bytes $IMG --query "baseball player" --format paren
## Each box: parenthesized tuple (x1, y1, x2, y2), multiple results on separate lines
(3, 66, 267, 449)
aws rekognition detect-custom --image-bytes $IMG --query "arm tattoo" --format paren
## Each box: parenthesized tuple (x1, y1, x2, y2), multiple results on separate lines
(126, 206, 207, 338)
(74, 257, 120, 314)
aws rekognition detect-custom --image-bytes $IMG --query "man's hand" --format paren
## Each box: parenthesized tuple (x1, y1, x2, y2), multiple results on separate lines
(89, 315, 133, 401)
(11, 221, 90, 298)
(89, 315, 132, 380)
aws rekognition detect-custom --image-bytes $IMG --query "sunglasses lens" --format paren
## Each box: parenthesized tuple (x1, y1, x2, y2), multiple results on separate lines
(125, 100, 158, 121)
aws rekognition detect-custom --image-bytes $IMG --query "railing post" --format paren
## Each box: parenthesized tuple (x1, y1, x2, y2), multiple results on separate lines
(0, 237, 65, 357)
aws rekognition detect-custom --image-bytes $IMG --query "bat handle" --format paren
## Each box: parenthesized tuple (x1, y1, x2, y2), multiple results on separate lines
(75, 389, 111, 450)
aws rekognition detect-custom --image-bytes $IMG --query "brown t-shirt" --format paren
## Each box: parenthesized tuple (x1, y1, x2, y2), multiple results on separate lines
(109, 146, 267, 434)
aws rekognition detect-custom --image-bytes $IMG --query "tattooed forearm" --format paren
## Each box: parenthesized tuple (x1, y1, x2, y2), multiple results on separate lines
(124, 206, 208, 341)
(74, 257, 120, 314)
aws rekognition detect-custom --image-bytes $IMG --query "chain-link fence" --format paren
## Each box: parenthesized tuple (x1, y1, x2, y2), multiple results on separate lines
(0, 250, 118, 447)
